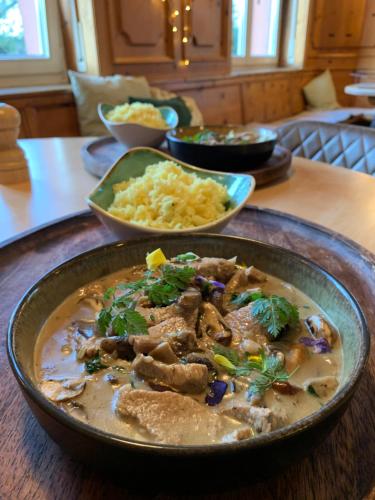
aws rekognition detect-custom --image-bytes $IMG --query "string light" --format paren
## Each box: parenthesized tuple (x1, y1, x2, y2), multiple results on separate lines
(185, 5, 191, 10)
(172, 26, 178, 32)
(182, 36, 188, 43)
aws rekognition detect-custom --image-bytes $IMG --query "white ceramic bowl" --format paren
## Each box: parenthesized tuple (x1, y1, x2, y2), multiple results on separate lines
(86, 147, 256, 240)
(98, 103, 179, 149)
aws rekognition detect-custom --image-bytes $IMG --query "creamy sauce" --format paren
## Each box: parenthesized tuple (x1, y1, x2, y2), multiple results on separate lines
(34, 261, 342, 445)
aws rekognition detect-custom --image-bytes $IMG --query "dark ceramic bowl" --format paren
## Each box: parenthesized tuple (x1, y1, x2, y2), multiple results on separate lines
(7, 234, 369, 474)
(166, 125, 278, 171)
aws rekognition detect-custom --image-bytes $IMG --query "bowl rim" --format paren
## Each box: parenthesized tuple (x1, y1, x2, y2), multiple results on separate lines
(166, 125, 278, 147)
(85, 146, 256, 234)
(7, 233, 370, 457)
(97, 102, 179, 131)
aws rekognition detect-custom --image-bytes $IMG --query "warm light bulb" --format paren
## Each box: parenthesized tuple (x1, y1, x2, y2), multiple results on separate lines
(184, 59, 190, 66)
(185, 5, 191, 10)
(172, 26, 178, 32)
(173, 9, 179, 16)
(182, 36, 188, 43)
(183, 25, 189, 31)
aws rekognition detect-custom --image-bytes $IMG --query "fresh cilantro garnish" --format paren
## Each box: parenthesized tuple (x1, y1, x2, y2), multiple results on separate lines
(175, 252, 200, 262)
(97, 308, 112, 335)
(212, 345, 291, 398)
(96, 265, 195, 335)
(231, 290, 264, 307)
(247, 352, 290, 398)
(252, 295, 299, 338)
(146, 265, 195, 306)
(85, 354, 107, 374)
(111, 309, 148, 336)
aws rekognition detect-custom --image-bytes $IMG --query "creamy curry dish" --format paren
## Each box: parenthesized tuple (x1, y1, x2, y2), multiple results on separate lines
(35, 249, 342, 446)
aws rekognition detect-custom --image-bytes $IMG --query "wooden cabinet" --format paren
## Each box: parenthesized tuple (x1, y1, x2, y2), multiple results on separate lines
(183, 0, 229, 63)
(311, 0, 366, 50)
(106, 0, 175, 65)
(81, 0, 230, 81)
(304, 0, 367, 70)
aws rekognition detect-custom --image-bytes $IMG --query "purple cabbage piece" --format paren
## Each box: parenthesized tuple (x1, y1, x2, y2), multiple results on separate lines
(195, 275, 225, 292)
(299, 336, 331, 353)
(205, 380, 228, 406)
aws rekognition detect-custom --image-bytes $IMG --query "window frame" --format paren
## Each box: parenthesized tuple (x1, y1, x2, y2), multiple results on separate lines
(0, 0, 67, 88)
(232, 0, 284, 68)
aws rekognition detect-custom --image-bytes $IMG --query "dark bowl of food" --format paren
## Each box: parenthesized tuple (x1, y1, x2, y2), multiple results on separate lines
(166, 125, 278, 171)
(7, 234, 369, 477)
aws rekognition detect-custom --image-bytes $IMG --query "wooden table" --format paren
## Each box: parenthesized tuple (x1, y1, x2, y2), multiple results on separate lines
(2, 138, 375, 251)
(345, 82, 375, 105)
(1, 138, 375, 500)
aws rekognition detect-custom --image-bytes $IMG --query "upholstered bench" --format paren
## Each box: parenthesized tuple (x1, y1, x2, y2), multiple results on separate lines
(276, 120, 375, 175)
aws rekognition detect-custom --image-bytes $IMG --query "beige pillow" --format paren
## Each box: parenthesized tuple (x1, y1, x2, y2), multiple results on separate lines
(69, 71, 151, 136)
(150, 86, 204, 126)
(303, 70, 340, 110)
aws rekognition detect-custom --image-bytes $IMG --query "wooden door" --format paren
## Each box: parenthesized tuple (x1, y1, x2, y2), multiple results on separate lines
(311, 0, 366, 49)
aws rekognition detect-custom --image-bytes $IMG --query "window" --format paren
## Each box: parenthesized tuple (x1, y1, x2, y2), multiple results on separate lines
(0, 0, 66, 87)
(232, 0, 283, 67)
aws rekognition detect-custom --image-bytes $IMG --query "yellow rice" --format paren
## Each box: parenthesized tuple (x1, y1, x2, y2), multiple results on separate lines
(105, 102, 168, 129)
(107, 161, 230, 229)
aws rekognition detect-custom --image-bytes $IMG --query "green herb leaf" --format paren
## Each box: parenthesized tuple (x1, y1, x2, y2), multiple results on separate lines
(97, 309, 112, 335)
(112, 309, 148, 336)
(85, 354, 106, 374)
(175, 252, 200, 262)
(103, 286, 116, 301)
(247, 353, 289, 398)
(147, 282, 180, 306)
(231, 290, 264, 307)
(252, 295, 299, 338)
(307, 384, 319, 398)
(161, 265, 195, 290)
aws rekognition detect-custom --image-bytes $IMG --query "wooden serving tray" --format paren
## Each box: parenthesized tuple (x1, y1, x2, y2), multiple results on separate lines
(81, 136, 292, 187)
(1, 207, 374, 499)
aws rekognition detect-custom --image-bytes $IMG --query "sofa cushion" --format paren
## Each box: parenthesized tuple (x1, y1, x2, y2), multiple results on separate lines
(149, 86, 203, 126)
(68, 71, 151, 136)
(303, 70, 339, 110)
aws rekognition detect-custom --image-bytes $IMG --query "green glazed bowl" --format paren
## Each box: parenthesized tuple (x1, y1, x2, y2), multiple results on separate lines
(98, 103, 179, 149)
(7, 234, 369, 475)
(86, 147, 255, 240)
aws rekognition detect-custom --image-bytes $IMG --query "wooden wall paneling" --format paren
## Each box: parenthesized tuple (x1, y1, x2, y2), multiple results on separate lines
(264, 79, 292, 122)
(242, 81, 266, 123)
(2, 92, 80, 138)
(182, 84, 242, 125)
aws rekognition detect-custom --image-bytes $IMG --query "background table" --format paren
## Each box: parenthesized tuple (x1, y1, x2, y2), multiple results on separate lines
(2, 137, 375, 252)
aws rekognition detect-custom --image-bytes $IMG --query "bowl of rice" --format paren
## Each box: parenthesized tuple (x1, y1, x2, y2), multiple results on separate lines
(98, 102, 179, 149)
(86, 147, 255, 239)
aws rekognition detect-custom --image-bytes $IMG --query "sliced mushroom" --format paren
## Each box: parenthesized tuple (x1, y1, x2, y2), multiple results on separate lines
(149, 341, 179, 364)
(73, 319, 97, 339)
(199, 302, 232, 346)
(101, 336, 135, 361)
(303, 376, 339, 398)
(305, 315, 336, 346)
(40, 379, 86, 402)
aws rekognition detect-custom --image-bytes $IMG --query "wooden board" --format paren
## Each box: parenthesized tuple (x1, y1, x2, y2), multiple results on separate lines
(81, 137, 292, 187)
(0, 207, 374, 499)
